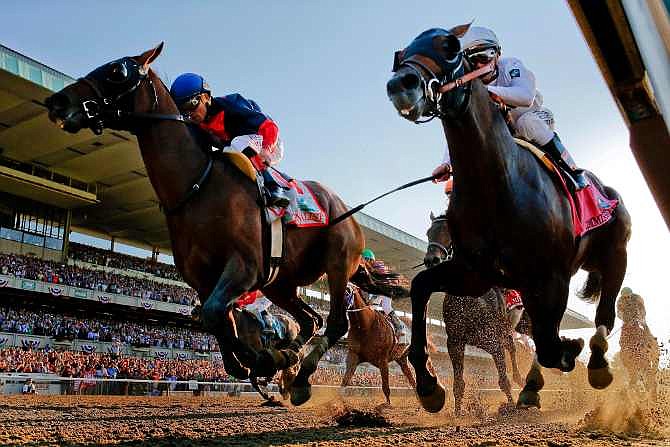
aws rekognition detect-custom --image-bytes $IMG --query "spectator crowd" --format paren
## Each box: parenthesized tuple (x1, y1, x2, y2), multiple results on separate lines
(0, 306, 217, 352)
(69, 242, 182, 281)
(0, 253, 197, 306)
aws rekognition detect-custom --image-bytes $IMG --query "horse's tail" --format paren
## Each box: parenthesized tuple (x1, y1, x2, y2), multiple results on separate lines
(578, 271, 602, 304)
(349, 264, 410, 298)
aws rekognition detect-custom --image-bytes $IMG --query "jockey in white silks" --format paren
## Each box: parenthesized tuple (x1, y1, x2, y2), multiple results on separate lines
(431, 26, 587, 190)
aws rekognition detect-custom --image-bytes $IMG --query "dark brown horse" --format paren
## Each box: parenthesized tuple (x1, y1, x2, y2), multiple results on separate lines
(425, 214, 526, 414)
(233, 309, 300, 405)
(45, 44, 380, 406)
(617, 289, 659, 401)
(386, 26, 631, 412)
(341, 285, 416, 405)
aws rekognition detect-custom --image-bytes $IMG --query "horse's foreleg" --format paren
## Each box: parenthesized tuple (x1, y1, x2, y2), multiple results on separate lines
(447, 339, 465, 416)
(409, 268, 447, 413)
(201, 256, 260, 377)
(524, 279, 582, 371)
(340, 351, 359, 388)
(396, 354, 416, 390)
(517, 355, 545, 409)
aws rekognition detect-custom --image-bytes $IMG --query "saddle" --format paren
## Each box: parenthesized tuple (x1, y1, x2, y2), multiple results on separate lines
(223, 151, 330, 287)
(514, 138, 619, 238)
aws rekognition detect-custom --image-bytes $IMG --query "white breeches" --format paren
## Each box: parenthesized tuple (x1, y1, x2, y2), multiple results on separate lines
(513, 107, 555, 146)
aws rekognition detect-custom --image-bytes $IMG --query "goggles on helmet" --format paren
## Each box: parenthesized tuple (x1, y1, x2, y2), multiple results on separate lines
(179, 94, 203, 112)
(466, 47, 498, 66)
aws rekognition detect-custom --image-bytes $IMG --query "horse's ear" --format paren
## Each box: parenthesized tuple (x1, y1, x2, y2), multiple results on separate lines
(137, 42, 164, 70)
(441, 35, 461, 58)
(449, 22, 472, 38)
(430, 211, 435, 221)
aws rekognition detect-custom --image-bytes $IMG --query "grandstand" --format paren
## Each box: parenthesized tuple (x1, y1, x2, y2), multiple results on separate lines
(0, 43, 592, 394)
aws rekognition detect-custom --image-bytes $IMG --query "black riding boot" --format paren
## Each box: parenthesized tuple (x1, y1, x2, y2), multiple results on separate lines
(261, 170, 290, 208)
(541, 134, 588, 190)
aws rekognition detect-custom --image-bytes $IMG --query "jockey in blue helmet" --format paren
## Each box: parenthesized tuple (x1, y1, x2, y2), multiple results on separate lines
(170, 73, 290, 207)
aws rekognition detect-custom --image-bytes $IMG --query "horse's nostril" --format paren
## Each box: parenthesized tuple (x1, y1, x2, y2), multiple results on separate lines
(401, 72, 420, 90)
(47, 93, 69, 110)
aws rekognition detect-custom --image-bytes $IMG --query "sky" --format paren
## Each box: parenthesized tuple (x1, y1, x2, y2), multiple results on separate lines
(2, 1, 669, 352)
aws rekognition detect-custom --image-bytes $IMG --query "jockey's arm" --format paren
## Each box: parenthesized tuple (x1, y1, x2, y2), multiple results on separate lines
(486, 58, 536, 108)
(431, 143, 452, 182)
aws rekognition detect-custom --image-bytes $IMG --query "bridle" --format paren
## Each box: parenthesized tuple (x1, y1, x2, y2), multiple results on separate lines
(394, 47, 496, 124)
(344, 285, 372, 313)
(427, 216, 454, 264)
(71, 57, 213, 216)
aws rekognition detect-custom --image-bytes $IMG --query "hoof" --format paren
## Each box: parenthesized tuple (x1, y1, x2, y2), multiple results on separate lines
(588, 366, 613, 389)
(260, 398, 284, 407)
(517, 390, 541, 409)
(290, 384, 312, 406)
(417, 382, 446, 413)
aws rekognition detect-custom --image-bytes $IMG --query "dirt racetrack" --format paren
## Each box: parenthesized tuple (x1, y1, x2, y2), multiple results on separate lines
(0, 386, 667, 447)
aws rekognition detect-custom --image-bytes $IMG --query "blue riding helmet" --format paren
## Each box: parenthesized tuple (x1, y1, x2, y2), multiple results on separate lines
(170, 73, 211, 104)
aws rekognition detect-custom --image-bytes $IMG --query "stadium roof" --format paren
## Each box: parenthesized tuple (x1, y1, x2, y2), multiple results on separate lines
(0, 43, 593, 329)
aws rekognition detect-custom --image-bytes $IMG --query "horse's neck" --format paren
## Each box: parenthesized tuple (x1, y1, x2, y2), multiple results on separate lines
(442, 82, 516, 210)
(134, 72, 210, 208)
(348, 294, 374, 328)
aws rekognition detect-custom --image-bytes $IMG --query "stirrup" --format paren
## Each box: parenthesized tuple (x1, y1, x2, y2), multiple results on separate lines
(267, 192, 290, 208)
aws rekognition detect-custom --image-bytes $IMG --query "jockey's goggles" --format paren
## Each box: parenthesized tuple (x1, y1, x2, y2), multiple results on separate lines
(466, 47, 498, 66)
(178, 94, 204, 112)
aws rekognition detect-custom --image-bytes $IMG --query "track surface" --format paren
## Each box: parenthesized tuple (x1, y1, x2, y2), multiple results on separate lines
(0, 389, 667, 446)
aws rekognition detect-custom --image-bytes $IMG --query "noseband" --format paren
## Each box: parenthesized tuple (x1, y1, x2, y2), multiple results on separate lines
(396, 53, 495, 124)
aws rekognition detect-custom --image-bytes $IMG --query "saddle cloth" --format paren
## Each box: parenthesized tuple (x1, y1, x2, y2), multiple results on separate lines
(514, 139, 618, 238)
(222, 152, 328, 227)
(266, 170, 328, 227)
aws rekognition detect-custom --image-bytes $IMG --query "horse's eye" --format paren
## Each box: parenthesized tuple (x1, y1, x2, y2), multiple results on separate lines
(107, 62, 129, 83)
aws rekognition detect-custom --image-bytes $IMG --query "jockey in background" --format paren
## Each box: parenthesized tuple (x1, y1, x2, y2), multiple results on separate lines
(361, 248, 408, 339)
(431, 26, 587, 190)
(238, 291, 276, 337)
(504, 289, 524, 333)
(170, 73, 290, 207)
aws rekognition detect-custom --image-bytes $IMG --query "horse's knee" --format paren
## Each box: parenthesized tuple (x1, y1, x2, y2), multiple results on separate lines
(201, 298, 227, 333)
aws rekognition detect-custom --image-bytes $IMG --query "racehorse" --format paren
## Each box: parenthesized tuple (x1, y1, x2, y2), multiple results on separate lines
(46, 43, 383, 406)
(233, 308, 300, 405)
(341, 285, 416, 405)
(425, 213, 527, 414)
(617, 289, 659, 401)
(386, 25, 631, 412)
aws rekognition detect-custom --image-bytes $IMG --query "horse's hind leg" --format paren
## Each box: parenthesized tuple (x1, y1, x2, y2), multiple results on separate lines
(447, 339, 466, 416)
(588, 252, 627, 390)
(505, 334, 524, 386)
(291, 265, 350, 406)
(380, 363, 391, 406)
(490, 344, 513, 407)
(260, 286, 318, 377)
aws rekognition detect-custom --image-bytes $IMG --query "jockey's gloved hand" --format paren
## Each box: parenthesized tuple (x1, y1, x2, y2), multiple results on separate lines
(432, 163, 452, 183)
